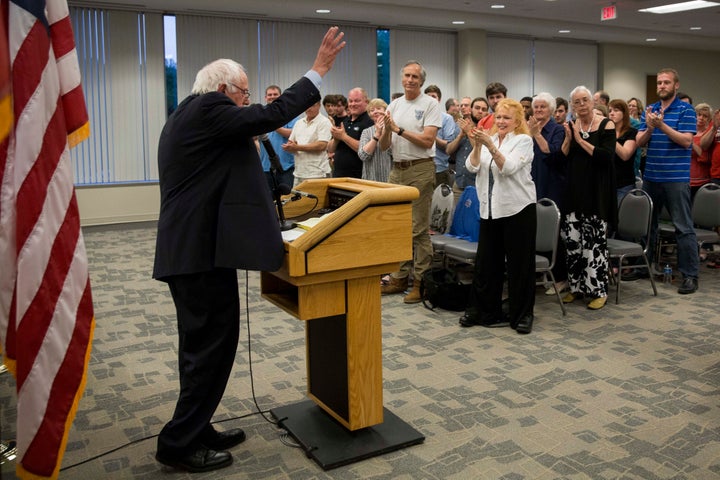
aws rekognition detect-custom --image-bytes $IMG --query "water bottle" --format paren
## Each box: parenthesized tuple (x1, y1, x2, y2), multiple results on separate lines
(663, 264, 672, 285)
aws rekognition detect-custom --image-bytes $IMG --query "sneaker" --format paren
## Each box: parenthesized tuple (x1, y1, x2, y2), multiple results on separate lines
(587, 296, 607, 310)
(381, 276, 408, 295)
(403, 285, 422, 304)
(545, 281, 568, 296)
(677, 277, 698, 295)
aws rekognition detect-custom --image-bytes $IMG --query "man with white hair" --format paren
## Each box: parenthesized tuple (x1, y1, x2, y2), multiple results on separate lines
(152, 27, 345, 473)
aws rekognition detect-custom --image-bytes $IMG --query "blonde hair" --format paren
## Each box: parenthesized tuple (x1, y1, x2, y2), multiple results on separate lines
(366, 98, 388, 113)
(491, 98, 529, 136)
(695, 103, 713, 116)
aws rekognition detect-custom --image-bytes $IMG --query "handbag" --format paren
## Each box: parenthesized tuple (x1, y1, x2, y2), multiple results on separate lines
(420, 267, 470, 311)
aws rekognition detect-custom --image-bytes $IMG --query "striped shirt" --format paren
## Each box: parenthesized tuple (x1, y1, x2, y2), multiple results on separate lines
(640, 97, 696, 182)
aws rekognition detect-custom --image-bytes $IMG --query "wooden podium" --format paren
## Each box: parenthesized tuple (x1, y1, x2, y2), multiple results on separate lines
(261, 178, 425, 469)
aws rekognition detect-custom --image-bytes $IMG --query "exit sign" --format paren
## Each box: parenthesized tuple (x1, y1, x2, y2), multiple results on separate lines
(601, 5, 617, 21)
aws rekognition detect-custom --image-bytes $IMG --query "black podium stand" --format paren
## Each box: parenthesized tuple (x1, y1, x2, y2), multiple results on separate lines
(271, 400, 425, 470)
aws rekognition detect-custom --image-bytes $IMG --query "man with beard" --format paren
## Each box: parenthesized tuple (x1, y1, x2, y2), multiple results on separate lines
(636, 68, 698, 294)
(478, 82, 507, 130)
(447, 97, 488, 202)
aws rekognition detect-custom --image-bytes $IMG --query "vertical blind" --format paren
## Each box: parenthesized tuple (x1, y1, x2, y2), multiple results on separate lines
(390, 29, 458, 102)
(72, 10, 594, 186)
(70, 8, 164, 184)
(486, 35, 598, 102)
(257, 21, 377, 100)
(175, 15, 259, 101)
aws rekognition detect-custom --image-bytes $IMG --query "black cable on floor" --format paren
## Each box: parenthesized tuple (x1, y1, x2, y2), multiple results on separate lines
(61, 270, 296, 471)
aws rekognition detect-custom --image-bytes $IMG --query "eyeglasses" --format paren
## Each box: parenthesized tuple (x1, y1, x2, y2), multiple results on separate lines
(228, 83, 251, 97)
(572, 97, 591, 106)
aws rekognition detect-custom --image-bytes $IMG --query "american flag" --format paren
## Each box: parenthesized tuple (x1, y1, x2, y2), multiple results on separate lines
(0, 1, 94, 479)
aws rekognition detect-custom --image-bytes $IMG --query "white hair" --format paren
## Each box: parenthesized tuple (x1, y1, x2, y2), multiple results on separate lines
(191, 59, 246, 95)
(570, 85, 592, 101)
(532, 92, 556, 112)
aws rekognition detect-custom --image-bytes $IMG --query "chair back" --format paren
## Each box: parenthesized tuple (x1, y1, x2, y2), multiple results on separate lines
(536, 198, 560, 266)
(449, 186, 480, 241)
(692, 183, 720, 229)
(617, 189, 653, 241)
(430, 183, 454, 234)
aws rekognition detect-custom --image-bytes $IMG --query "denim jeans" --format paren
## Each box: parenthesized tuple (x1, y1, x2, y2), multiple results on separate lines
(644, 180, 699, 279)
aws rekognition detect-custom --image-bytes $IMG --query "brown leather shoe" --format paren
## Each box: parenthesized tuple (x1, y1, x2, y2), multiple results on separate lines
(381, 276, 408, 295)
(403, 285, 422, 304)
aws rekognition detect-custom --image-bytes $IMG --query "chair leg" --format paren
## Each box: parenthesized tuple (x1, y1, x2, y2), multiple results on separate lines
(546, 271, 566, 316)
(614, 255, 625, 304)
(643, 254, 658, 296)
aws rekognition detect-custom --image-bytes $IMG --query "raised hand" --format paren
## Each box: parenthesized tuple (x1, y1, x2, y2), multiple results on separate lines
(311, 27, 346, 77)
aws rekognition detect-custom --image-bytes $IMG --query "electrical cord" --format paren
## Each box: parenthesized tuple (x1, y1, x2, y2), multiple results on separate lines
(286, 197, 320, 219)
(60, 270, 297, 471)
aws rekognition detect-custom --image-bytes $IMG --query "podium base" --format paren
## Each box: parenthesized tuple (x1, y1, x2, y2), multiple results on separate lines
(270, 400, 425, 470)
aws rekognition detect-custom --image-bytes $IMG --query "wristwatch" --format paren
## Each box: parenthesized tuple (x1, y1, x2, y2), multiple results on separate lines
(397, 127, 405, 137)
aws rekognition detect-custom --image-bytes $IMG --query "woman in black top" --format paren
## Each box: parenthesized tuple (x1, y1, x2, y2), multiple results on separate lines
(608, 99, 638, 204)
(560, 86, 617, 310)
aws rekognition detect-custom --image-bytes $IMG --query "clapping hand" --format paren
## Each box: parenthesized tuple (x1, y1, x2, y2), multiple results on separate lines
(527, 116, 541, 137)
(469, 127, 492, 148)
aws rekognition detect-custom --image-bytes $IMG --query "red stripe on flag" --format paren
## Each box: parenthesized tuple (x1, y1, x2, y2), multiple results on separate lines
(60, 84, 87, 138)
(16, 185, 80, 388)
(49, 14, 74, 59)
(15, 97, 66, 252)
(23, 277, 93, 478)
(10, 19, 49, 124)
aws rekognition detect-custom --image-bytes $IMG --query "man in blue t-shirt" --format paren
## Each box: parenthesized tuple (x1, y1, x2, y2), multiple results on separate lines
(259, 85, 297, 189)
(637, 68, 698, 294)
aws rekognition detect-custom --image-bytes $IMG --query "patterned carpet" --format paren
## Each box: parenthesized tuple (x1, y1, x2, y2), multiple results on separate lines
(2, 221, 720, 479)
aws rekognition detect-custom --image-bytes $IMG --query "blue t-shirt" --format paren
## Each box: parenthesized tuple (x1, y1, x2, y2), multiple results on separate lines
(640, 97, 696, 183)
(260, 117, 298, 172)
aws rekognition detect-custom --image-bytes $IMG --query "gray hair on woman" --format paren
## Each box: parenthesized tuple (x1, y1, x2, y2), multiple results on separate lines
(191, 59, 246, 95)
(569, 85, 592, 101)
(532, 92, 556, 112)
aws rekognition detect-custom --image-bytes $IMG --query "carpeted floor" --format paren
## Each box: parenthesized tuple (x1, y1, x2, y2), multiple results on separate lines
(2, 221, 720, 479)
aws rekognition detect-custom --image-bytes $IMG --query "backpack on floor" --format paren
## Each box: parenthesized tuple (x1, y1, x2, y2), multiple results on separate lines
(420, 267, 470, 311)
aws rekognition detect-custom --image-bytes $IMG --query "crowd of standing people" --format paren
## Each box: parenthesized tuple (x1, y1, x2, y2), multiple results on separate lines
(257, 64, 718, 333)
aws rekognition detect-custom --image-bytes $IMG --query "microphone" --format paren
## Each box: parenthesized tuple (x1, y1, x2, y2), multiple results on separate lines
(291, 189, 317, 199)
(259, 134, 283, 173)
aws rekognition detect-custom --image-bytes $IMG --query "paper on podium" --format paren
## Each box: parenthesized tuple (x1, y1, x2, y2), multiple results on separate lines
(281, 227, 306, 242)
(296, 215, 330, 230)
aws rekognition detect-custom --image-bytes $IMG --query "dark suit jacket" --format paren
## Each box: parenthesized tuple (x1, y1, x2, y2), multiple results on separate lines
(153, 77, 320, 280)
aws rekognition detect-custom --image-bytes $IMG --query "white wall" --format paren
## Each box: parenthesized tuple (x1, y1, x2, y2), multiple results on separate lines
(77, 184, 160, 226)
(600, 43, 720, 108)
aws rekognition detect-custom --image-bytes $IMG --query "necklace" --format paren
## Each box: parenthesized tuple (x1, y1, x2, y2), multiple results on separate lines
(579, 116, 593, 139)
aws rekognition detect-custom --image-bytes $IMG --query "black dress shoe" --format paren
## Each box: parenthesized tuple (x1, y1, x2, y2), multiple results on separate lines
(459, 313, 480, 328)
(156, 446, 232, 473)
(201, 428, 246, 450)
(515, 315, 533, 334)
(678, 276, 698, 294)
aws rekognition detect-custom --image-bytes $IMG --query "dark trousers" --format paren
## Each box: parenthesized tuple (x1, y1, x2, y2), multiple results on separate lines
(157, 268, 240, 459)
(468, 203, 536, 325)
